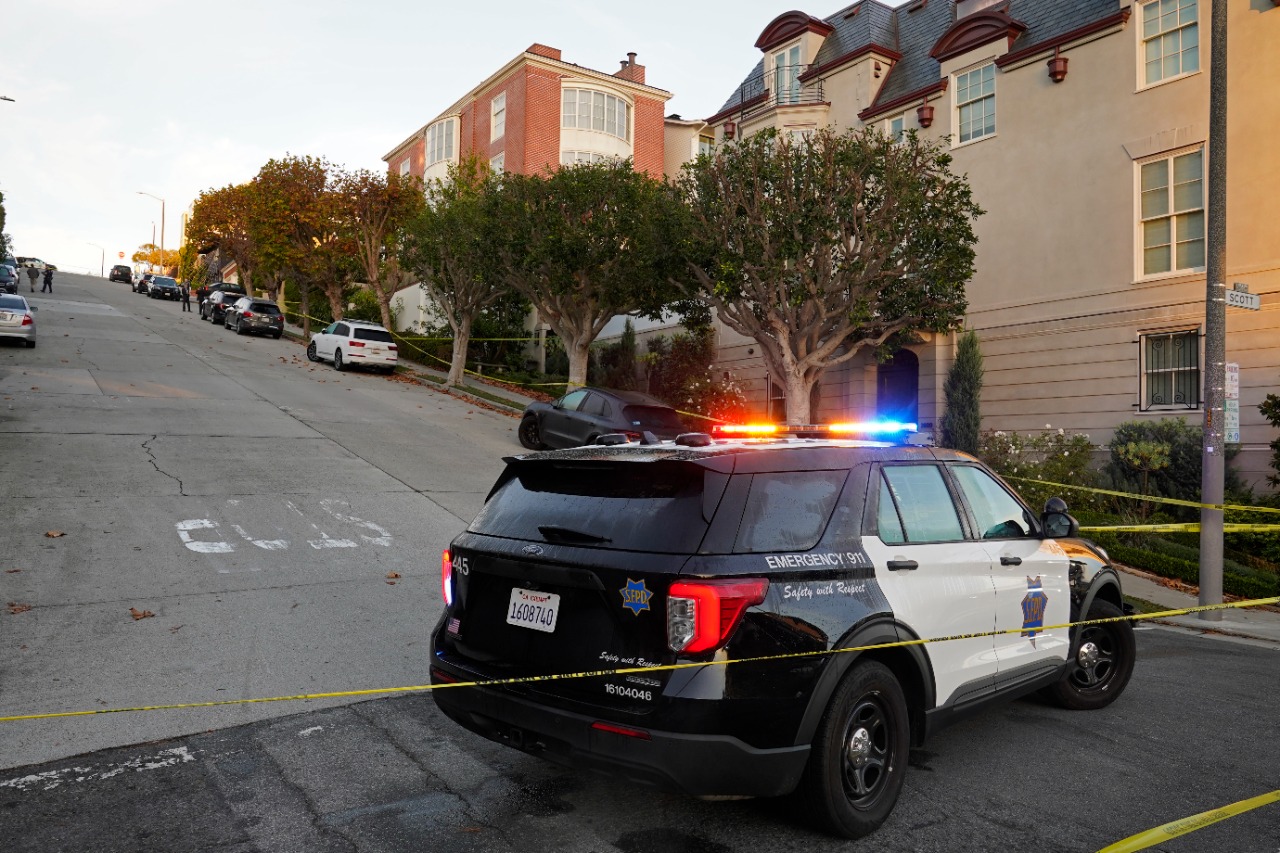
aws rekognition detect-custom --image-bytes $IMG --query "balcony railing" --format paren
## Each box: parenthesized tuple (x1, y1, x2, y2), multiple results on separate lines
(719, 64, 827, 122)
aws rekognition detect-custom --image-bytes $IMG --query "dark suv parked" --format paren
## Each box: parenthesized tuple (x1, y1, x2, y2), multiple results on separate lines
(109, 264, 133, 284)
(224, 297, 284, 338)
(202, 289, 246, 323)
(430, 425, 1134, 838)
(517, 388, 685, 450)
(148, 276, 181, 300)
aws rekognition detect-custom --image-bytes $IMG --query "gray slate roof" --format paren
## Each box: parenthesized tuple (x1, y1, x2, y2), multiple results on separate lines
(710, 0, 1128, 122)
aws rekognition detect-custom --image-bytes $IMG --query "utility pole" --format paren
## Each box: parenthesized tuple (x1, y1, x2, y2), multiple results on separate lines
(1199, 0, 1228, 622)
(87, 243, 105, 277)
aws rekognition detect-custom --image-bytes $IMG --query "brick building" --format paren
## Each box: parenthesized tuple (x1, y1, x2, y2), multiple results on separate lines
(383, 43, 672, 333)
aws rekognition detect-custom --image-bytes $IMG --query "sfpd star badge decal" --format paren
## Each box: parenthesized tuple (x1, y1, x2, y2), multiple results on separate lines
(619, 578, 653, 616)
(1021, 575, 1048, 648)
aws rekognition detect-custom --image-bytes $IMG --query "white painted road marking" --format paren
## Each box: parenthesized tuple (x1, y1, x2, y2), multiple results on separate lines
(0, 747, 196, 791)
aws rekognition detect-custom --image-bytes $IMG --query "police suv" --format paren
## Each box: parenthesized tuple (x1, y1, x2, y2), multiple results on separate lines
(430, 423, 1135, 838)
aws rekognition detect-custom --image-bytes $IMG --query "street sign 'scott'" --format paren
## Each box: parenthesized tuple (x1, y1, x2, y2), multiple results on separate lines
(1225, 289, 1260, 310)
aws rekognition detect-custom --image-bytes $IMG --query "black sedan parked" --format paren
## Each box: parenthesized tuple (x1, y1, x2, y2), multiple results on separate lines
(517, 387, 686, 450)
(224, 297, 284, 338)
(148, 276, 181, 300)
(202, 290, 243, 324)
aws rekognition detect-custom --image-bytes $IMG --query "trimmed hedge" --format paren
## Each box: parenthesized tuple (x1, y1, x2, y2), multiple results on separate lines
(1102, 542, 1279, 599)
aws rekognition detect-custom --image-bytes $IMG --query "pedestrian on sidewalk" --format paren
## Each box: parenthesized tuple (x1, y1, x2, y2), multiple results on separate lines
(41, 268, 53, 293)
(25, 265, 38, 292)
(180, 282, 192, 312)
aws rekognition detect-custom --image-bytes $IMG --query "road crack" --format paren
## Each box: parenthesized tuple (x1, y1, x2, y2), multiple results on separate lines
(142, 434, 186, 496)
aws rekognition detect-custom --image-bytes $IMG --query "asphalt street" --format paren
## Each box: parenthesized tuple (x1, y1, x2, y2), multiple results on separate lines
(2, 272, 1278, 852)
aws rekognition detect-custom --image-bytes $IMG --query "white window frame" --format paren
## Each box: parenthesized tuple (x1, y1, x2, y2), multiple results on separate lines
(427, 118, 456, 166)
(772, 43, 802, 105)
(954, 63, 996, 146)
(698, 134, 715, 157)
(490, 152, 505, 173)
(1138, 329, 1200, 411)
(561, 88, 631, 141)
(887, 114, 906, 144)
(1137, 0, 1200, 89)
(491, 92, 506, 141)
(399, 159, 411, 177)
(1136, 145, 1205, 280)
(560, 151, 613, 166)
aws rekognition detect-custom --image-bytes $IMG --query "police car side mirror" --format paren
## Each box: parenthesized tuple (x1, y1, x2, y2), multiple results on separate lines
(1041, 511, 1078, 539)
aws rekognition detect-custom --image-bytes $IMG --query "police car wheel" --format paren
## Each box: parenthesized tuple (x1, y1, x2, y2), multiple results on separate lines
(797, 660, 909, 838)
(518, 416, 546, 450)
(1046, 599, 1134, 711)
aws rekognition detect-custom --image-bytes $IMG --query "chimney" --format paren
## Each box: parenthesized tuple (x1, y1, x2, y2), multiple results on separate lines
(614, 52, 646, 85)
(527, 43, 562, 61)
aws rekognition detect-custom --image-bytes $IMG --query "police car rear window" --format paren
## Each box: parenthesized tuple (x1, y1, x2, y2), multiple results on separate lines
(469, 461, 710, 553)
(732, 470, 847, 553)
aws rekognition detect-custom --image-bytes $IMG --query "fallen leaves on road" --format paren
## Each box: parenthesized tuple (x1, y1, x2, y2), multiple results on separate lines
(387, 572, 401, 579)
(7, 602, 32, 614)
(130, 607, 155, 621)
(5, 569, 21, 574)
(169, 625, 183, 633)
(45, 530, 66, 538)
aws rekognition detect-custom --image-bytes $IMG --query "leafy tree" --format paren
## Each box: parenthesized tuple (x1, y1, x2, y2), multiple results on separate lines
(941, 330, 984, 454)
(0, 190, 7, 256)
(680, 127, 982, 424)
(252, 155, 357, 324)
(176, 242, 214, 285)
(185, 183, 261, 294)
(399, 156, 509, 386)
(486, 159, 688, 388)
(1260, 386, 1280, 488)
(339, 167, 426, 331)
(130, 243, 181, 272)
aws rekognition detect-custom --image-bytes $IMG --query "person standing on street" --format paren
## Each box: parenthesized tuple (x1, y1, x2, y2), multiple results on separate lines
(41, 267, 54, 292)
(180, 282, 192, 312)
(25, 265, 39, 292)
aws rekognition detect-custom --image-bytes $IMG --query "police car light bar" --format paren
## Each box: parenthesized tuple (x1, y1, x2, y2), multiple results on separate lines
(712, 421, 917, 438)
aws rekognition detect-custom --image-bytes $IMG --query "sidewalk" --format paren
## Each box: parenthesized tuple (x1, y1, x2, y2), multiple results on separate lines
(1116, 564, 1280, 645)
(283, 318, 540, 413)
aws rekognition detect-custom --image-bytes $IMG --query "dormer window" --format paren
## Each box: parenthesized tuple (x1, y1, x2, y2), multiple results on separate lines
(562, 88, 631, 141)
(427, 118, 456, 166)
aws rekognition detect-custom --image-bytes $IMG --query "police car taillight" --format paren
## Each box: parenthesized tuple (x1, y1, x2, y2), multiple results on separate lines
(667, 579, 769, 654)
(441, 550, 454, 606)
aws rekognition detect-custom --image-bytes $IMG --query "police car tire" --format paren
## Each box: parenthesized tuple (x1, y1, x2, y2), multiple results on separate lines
(1046, 599, 1134, 711)
(796, 660, 909, 839)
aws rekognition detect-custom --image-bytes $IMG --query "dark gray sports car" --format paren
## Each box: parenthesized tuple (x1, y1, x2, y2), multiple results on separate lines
(517, 387, 686, 450)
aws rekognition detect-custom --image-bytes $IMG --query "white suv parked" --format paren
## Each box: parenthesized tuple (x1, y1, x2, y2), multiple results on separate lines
(306, 320, 398, 373)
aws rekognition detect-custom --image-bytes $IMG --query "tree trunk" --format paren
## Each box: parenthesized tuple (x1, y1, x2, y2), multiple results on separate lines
(783, 370, 814, 426)
(566, 336, 592, 389)
(301, 285, 311, 339)
(377, 289, 394, 332)
(447, 314, 472, 387)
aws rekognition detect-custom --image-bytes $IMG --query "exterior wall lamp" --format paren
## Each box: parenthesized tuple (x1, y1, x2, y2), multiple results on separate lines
(916, 99, 934, 128)
(723, 120, 737, 140)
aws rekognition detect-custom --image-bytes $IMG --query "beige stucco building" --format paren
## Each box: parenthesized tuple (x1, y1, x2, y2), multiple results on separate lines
(694, 0, 1279, 486)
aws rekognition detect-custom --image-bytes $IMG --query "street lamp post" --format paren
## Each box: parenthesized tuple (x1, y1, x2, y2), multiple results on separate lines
(137, 191, 166, 274)
(88, 243, 105, 277)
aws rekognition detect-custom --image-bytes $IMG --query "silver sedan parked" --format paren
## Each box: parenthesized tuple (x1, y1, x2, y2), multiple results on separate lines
(0, 293, 37, 347)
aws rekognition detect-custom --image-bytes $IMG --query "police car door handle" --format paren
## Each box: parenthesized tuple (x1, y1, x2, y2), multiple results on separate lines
(886, 559, 918, 571)
(1000, 556, 1022, 566)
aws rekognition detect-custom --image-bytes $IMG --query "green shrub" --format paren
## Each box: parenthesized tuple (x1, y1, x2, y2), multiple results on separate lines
(1105, 418, 1247, 517)
(591, 319, 639, 390)
(978, 426, 1104, 514)
(1099, 541, 1278, 599)
(941, 330, 983, 455)
(644, 328, 747, 428)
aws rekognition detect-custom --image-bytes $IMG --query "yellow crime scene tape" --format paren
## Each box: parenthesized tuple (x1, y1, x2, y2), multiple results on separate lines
(1080, 523, 1280, 533)
(286, 309, 728, 412)
(3, 597, 1277, 849)
(1096, 788, 1280, 853)
(2, 596, 1274, 724)
(1004, 475, 1280, 516)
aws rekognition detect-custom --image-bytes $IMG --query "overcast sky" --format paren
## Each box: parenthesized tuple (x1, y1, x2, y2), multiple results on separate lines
(0, 0, 908, 276)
